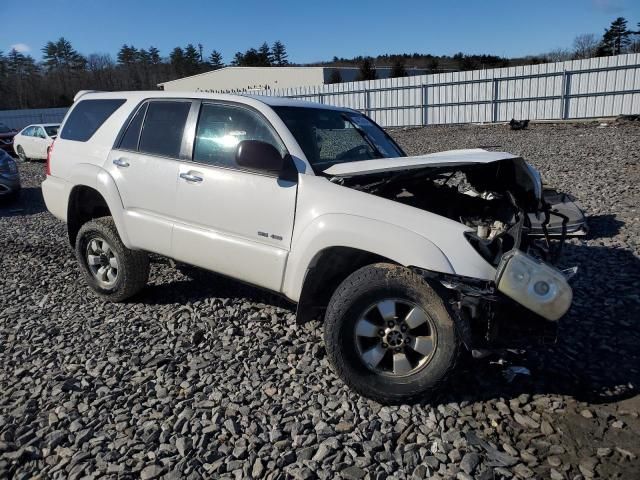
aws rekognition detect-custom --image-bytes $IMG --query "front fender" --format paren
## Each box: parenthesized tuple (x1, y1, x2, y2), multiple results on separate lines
(68, 164, 132, 248)
(282, 214, 455, 302)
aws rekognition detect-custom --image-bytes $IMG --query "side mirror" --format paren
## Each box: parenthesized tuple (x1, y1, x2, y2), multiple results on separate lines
(236, 140, 283, 174)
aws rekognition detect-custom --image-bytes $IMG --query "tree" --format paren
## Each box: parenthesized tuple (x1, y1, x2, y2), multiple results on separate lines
(170, 47, 186, 76)
(358, 57, 376, 80)
(573, 34, 599, 59)
(42, 37, 86, 71)
(271, 41, 289, 66)
(427, 58, 439, 72)
(390, 60, 407, 78)
(630, 23, 640, 53)
(598, 17, 632, 56)
(545, 48, 572, 63)
(209, 50, 224, 69)
(184, 44, 202, 75)
(327, 69, 342, 84)
(148, 46, 161, 65)
(258, 42, 272, 66)
(117, 44, 138, 66)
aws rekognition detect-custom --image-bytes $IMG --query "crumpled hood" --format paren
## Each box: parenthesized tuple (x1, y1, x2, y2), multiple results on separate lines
(322, 149, 521, 177)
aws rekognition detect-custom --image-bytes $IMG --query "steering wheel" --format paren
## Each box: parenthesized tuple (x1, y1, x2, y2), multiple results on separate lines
(336, 145, 371, 161)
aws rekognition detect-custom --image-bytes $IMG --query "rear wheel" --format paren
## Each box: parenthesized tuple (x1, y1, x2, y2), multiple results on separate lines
(324, 263, 460, 404)
(75, 217, 149, 302)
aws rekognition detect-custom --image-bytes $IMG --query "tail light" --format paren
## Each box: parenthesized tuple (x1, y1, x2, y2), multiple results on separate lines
(46, 140, 55, 176)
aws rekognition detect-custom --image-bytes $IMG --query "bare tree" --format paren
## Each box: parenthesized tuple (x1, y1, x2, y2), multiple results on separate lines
(573, 34, 599, 59)
(544, 48, 572, 63)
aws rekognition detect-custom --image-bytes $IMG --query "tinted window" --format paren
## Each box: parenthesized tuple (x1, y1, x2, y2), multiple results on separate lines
(119, 103, 147, 151)
(194, 103, 284, 168)
(44, 125, 59, 136)
(138, 101, 191, 158)
(273, 106, 404, 169)
(60, 99, 126, 142)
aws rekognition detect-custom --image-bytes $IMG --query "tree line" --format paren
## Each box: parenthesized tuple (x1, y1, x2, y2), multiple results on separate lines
(0, 17, 638, 110)
(0, 39, 289, 109)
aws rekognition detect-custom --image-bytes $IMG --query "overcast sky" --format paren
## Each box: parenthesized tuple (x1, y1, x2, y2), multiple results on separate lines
(2, 0, 639, 63)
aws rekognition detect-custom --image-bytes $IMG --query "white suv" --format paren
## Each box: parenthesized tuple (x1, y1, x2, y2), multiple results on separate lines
(42, 91, 577, 403)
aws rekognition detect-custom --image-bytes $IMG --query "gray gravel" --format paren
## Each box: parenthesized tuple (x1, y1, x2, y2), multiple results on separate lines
(1, 120, 639, 479)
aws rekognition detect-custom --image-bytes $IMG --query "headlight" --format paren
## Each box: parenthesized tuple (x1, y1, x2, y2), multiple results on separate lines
(0, 156, 18, 174)
(495, 249, 572, 321)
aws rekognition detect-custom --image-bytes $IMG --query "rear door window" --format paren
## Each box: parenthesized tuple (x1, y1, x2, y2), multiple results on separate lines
(60, 99, 126, 142)
(138, 101, 191, 158)
(119, 102, 148, 151)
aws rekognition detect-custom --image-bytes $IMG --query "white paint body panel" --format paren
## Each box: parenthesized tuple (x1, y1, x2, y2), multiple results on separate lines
(13, 123, 58, 160)
(44, 90, 498, 304)
(322, 149, 520, 177)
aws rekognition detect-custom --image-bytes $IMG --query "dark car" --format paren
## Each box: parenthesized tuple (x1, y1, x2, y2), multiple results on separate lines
(0, 122, 17, 155)
(0, 149, 21, 201)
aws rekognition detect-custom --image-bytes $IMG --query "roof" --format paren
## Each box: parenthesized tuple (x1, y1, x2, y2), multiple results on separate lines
(76, 90, 353, 112)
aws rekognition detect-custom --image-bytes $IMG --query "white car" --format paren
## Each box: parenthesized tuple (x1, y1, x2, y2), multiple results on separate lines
(42, 91, 578, 403)
(13, 123, 59, 161)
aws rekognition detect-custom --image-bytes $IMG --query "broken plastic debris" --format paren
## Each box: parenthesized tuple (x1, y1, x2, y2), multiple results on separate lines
(503, 366, 531, 382)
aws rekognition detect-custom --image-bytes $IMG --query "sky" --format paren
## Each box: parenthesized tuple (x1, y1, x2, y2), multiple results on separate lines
(2, 0, 639, 64)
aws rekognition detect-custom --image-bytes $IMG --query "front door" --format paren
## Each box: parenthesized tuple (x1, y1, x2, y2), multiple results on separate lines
(106, 99, 192, 255)
(171, 102, 297, 292)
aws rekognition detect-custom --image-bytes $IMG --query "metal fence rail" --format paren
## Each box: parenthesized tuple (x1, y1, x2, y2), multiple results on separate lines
(0, 108, 68, 130)
(249, 53, 640, 127)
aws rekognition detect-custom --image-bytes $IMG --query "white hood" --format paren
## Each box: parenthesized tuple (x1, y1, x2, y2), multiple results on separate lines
(322, 149, 521, 177)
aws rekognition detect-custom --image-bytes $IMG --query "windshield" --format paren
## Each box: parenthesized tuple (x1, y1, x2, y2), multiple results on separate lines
(44, 125, 59, 136)
(272, 106, 404, 170)
(0, 123, 11, 134)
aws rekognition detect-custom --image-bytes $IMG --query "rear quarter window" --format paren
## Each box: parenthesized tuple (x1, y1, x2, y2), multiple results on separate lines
(60, 99, 126, 142)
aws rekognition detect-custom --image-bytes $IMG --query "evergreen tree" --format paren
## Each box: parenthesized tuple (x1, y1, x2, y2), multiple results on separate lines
(184, 44, 202, 75)
(231, 52, 244, 66)
(258, 42, 272, 66)
(358, 57, 376, 80)
(271, 41, 289, 66)
(170, 47, 186, 76)
(209, 50, 224, 69)
(42, 37, 86, 70)
(148, 46, 161, 65)
(598, 17, 632, 56)
(390, 60, 407, 78)
(117, 44, 138, 65)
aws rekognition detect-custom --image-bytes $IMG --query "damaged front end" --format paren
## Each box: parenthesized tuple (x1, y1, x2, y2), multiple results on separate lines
(325, 149, 584, 349)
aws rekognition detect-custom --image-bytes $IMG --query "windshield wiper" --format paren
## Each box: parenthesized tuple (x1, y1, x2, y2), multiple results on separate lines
(341, 114, 384, 159)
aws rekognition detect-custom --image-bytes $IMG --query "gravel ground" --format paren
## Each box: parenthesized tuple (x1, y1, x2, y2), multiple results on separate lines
(1, 121, 639, 479)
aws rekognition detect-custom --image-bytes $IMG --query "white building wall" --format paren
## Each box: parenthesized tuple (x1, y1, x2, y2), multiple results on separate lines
(159, 67, 327, 92)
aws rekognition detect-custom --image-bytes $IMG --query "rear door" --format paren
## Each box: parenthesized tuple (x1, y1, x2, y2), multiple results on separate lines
(107, 99, 193, 255)
(32, 127, 49, 159)
(171, 101, 297, 291)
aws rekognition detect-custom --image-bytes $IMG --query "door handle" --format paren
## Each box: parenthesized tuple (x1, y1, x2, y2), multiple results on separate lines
(113, 158, 130, 168)
(180, 172, 203, 183)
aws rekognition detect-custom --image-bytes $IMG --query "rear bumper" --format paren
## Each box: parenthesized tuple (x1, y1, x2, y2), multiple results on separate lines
(42, 175, 72, 221)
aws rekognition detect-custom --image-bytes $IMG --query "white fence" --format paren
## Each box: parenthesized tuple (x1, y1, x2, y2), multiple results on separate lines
(249, 53, 640, 127)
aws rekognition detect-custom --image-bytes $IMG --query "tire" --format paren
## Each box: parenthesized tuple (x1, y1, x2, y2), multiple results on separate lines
(324, 263, 460, 404)
(16, 145, 28, 162)
(75, 216, 149, 302)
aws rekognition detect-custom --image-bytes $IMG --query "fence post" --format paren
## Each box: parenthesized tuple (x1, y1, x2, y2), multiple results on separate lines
(422, 84, 428, 126)
(364, 88, 370, 117)
(491, 79, 499, 123)
(560, 71, 571, 120)
(318, 93, 324, 104)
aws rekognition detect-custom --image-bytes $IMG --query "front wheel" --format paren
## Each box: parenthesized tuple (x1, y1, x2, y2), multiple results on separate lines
(16, 146, 28, 162)
(75, 217, 149, 302)
(324, 263, 460, 404)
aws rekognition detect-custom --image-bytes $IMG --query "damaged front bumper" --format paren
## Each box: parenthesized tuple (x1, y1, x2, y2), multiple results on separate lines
(413, 250, 574, 349)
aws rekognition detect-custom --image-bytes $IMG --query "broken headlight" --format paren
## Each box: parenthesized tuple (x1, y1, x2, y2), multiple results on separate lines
(495, 249, 572, 321)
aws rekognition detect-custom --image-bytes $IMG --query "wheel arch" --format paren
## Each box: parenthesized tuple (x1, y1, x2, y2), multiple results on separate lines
(66, 165, 130, 248)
